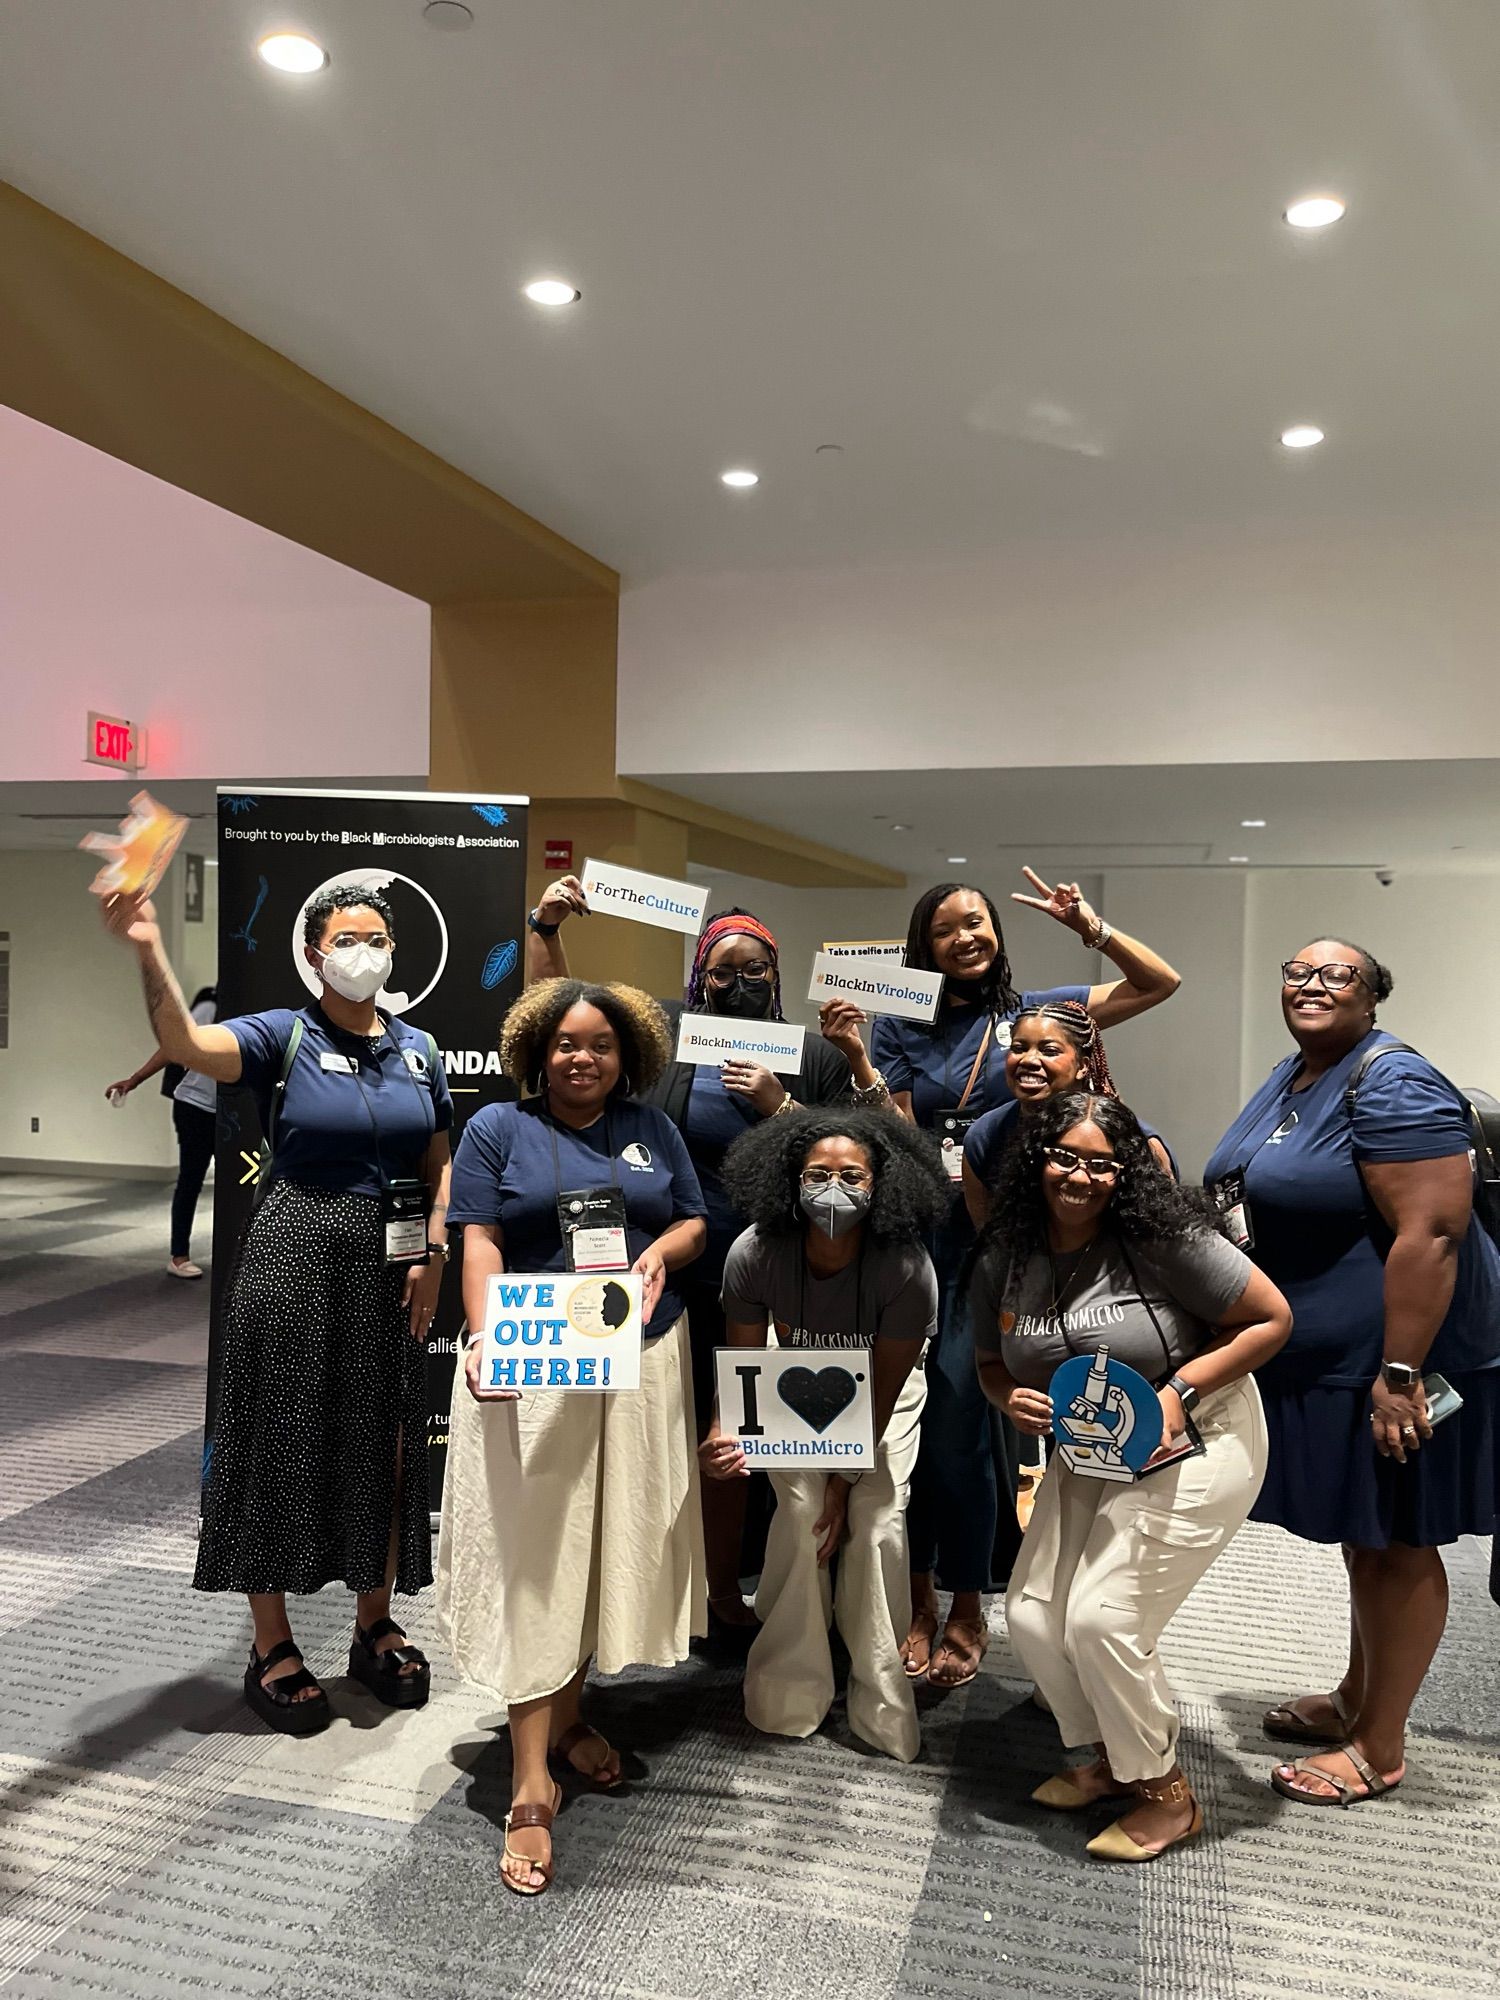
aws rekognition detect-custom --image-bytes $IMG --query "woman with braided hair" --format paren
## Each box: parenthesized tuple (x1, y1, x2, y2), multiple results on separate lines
(525, 879, 854, 1632)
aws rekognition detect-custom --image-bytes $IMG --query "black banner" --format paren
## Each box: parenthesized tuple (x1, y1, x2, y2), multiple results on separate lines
(209, 786, 528, 1511)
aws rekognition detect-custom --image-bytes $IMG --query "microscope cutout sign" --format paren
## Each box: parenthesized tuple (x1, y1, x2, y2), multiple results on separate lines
(1048, 1345, 1162, 1483)
(714, 1347, 875, 1470)
(478, 1271, 643, 1393)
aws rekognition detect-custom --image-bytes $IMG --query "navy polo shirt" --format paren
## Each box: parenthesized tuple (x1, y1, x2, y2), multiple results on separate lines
(448, 1097, 707, 1340)
(964, 1099, 1178, 1187)
(871, 985, 1090, 1128)
(230, 1005, 453, 1198)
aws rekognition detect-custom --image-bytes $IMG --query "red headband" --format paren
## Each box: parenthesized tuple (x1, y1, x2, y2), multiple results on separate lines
(693, 912, 779, 964)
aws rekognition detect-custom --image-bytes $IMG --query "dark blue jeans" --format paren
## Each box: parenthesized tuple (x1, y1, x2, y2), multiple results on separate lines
(170, 1101, 216, 1259)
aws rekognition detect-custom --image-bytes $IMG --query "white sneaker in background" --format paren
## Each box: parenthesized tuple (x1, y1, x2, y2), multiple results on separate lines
(168, 1258, 204, 1280)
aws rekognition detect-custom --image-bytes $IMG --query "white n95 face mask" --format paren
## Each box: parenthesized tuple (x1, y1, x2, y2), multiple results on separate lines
(318, 941, 390, 1003)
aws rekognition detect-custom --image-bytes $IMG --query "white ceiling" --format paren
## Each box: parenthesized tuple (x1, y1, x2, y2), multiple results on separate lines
(4, 2, 1500, 581)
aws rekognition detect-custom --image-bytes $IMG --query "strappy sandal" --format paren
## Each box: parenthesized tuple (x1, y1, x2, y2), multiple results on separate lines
(349, 1618, 431, 1710)
(549, 1720, 623, 1790)
(244, 1640, 331, 1736)
(501, 1781, 563, 1898)
(1271, 1744, 1403, 1808)
(1262, 1687, 1353, 1745)
(927, 1617, 989, 1689)
(900, 1609, 939, 1680)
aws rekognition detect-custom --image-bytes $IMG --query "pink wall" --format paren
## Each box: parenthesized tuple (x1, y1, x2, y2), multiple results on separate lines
(1, 405, 431, 784)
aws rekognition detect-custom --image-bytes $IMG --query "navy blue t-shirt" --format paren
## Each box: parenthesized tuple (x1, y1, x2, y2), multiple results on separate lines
(448, 1097, 707, 1340)
(1204, 1030, 1500, 1387)
(963, 1099, 1177, 1188)
(681, 1066, 759, 1282)
(871, 985, 1091, 1128)
(230, 1005, 452, 1198)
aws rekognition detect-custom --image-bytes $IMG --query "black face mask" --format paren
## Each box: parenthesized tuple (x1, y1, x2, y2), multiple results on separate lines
(712, 975, 775, 1019)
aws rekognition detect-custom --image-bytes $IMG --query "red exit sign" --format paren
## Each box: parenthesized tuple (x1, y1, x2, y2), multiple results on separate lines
(85, 712, 145, 772)
(544, 838, 573, 870)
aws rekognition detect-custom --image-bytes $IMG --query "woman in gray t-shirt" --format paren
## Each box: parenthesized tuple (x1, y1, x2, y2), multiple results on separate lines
(700, 1108, 949, 1762)
(969, 1091, 1290, 1862)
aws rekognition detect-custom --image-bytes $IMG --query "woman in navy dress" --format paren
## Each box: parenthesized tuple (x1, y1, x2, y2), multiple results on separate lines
(1205, 937, 1500, 1808)
(819, 870, 1180, 1688)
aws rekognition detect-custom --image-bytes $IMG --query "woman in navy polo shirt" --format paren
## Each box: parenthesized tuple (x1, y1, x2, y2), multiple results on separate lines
(1206, 938, 1500, 1810)
(101, 883, 453, 1735)
(437, 977, 707, 1898)
(820, 871, 1180, 1688)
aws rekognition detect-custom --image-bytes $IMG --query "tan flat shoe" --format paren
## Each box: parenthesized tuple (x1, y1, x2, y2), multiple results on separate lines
(1031, 1767, 1132, 1812)
(1087, 1799, 1203, 1862)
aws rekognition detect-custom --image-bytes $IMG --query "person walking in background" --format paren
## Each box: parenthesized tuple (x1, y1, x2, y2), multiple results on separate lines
(106, 984, 219, 1277)
(819, 869, 1181, 1690)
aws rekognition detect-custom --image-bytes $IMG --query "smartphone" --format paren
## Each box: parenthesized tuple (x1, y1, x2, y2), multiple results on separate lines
(1422, 1373, 1465, 1429)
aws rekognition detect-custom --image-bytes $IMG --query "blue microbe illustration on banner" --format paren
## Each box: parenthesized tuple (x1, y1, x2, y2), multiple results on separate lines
(232, 874, 269, 952)
(222, 795, 258, 816)
(471, 803, 509, 828)
(481, 938, 519, 989)
(1049, 1345, 1162, 1483)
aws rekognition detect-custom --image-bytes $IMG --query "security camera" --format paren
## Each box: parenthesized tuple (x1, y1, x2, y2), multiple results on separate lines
(1374, 869, 1395, 887)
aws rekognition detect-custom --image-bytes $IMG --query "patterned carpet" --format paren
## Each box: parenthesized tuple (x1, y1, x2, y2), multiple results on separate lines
(1, 1172, 1497, 1999)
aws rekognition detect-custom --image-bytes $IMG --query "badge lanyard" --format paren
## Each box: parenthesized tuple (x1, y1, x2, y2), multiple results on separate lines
(934, 1015, 996, 1180)
(1038, 1233, 1176, 1378)
(346, 1025, 436, 1266)
(547, 1108, 630, 1273)
(1210, 1095, 1300, 1249)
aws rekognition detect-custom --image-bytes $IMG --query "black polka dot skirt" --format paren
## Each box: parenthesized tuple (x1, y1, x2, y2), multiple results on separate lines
(193, 1179, 433, 1597)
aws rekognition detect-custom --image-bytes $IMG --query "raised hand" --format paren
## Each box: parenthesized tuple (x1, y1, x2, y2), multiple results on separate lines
(536, 874, 589, 927)
(1011, 866, 1099, 939)
(100, 890, 161, 950)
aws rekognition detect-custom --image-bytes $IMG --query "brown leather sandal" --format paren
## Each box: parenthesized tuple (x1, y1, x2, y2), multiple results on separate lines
(501, 1780, 563, 1897)
(1271, 1743, 1403, 1808)
(927, 1617, 989, 1689)
(549, 1720, 623, 1790)
(900, 1609, 939, 1680)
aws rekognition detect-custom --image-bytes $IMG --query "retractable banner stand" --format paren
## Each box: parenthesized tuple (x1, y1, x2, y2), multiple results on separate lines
(209, 786, 529, 1515)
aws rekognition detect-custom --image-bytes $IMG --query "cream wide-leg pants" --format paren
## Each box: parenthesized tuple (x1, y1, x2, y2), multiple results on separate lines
(1005, 1376, 1268, 1783)
(745, 1368, 926, 1762)
(436, 1312, 706, 1705)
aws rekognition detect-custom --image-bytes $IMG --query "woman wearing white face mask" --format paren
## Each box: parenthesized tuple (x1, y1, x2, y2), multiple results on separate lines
(100, 882, 453, 1735)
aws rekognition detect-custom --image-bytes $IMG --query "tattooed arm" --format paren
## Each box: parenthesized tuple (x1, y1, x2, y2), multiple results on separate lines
(101, 892, 244, 1082)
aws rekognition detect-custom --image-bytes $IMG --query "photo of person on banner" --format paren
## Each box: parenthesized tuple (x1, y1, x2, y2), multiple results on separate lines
(436, 976, 708, 1899)
(699, 1108, 950, 1762)
(99, 879, 454, 1736)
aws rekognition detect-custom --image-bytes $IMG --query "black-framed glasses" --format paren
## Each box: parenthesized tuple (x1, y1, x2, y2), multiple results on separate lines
(1042, 1146, 1119, 1183)
(1281, 960, 1366, 993)
(705, 961, 773, 987)
(801, 1166, 873, 1191)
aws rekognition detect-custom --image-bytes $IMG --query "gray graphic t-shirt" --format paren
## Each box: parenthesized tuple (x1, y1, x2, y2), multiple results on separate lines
(722, 1229, 937, 1350)
(968, 1226, 1252, 1389)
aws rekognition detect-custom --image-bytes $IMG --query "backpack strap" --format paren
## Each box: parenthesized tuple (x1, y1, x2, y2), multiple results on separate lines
(1342, 1039, 1414, 1122)
(256, 1016, 305, 1199)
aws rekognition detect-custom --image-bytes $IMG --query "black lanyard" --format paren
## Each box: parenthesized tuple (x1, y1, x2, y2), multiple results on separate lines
(544, 1105, 620, 1196)
(336, 1020, 434, 1191)
(1031, 1231, 1175, 1375)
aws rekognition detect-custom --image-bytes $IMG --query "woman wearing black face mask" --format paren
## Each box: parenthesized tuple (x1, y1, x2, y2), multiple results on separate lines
(700, 1110, 950, 1759)
(525, 886, 856, 1631)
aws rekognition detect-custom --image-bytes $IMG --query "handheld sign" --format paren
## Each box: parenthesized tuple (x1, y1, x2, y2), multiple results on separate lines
(479, 1271, 643, 1393)
(80, 790, 190, 899)
(714, 1347, 876, 1471)
(578, 858, 710, 937)
(821, 939, 907, 969)
(1048, 1345, 1162, 1483)
(675, 1012, 806, 1073)
(807, 951, 943, 1025)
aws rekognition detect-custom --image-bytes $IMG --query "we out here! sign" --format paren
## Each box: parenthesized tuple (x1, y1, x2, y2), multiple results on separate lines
(477, 1271, 643, 1393)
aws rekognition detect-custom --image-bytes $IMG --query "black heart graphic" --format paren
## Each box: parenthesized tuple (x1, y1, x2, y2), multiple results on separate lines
(777, 1366, 859, 1435)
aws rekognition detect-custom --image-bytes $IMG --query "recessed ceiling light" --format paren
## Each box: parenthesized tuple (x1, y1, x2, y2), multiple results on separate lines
(1240, 819, 1267, 828)
(524, 278, 581, 306)
(889, 823, 911, 834)
(1229, 855, 1250, 864)
(1280, 424, 1325, 450)
(1284, 194, 1346, 230)
(947, 856, 968, 865)
(720, 468, 759, 489)
(257, 32, 328, 74)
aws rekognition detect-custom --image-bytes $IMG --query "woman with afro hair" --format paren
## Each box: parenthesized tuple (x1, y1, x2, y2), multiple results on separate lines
(437, 978, 708, 1897)
(699, 1108, 950, 1761)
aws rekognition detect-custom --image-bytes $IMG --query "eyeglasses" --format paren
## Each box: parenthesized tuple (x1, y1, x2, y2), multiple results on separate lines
(1042, 1146, 1120, 1183)
(1281, 960, 1366, 993)
(705, 961, 773, 987)
(800, 1167, 874, 1191)
(329, 932, 393, 952)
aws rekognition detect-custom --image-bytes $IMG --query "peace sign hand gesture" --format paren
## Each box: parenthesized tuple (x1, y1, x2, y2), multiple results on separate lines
(1011, 866, 1099, 941)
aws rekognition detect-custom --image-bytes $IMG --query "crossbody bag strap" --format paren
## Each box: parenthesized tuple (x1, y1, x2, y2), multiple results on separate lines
(954, 1017, 995, 1113)
(1111, 1234, 1177, 1378)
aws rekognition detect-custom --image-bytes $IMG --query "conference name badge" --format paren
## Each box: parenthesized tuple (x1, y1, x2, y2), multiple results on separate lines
(806, 951, 943, 1025)
(675, 1013, 807, 1073)
(479, 1270, 643, 1393)
(1047, 1345, 1162, 1483)
(578, 858, 711, 936)
(714, 1346, 875, 1471)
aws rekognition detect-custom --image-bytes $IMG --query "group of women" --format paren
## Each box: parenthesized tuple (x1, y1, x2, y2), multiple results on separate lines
(98, 863, 1500, 1895)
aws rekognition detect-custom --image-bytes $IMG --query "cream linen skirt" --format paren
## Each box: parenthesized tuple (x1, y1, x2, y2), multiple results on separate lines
(437, 1311, 706, 1704)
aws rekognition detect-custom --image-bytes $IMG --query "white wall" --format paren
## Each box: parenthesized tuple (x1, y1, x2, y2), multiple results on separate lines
(0, 849, 216, 1173)
(619, 520, 1500, 777)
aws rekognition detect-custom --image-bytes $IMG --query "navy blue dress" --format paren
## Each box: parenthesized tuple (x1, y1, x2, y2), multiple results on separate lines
(1204, 1030, 1500, 1548)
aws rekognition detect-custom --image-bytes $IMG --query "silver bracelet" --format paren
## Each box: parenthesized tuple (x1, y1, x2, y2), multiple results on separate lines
(851, 1069, 891, 1105)
(1086, 919, 1113, 951)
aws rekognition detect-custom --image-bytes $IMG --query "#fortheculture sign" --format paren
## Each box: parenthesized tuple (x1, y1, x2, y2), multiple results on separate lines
(578, 858, 710, 936)
(714, 1347, 876, 1471)
(479, 1271, 644, 1393)
(674, 1012, 807, 1072)
(806, 951, 944, 1025)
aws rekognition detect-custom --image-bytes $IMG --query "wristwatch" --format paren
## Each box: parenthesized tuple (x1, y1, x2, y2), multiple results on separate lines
(527, 908, 560, 938)
(1166, 1373, 1199, 1414)
(427, 1241, 451, 1263)
(1380, 1360, 1421, 1390)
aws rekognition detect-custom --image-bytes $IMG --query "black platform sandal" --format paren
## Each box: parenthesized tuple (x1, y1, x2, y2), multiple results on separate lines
(244, 1640, 332, 1736)
(349, 1618, 431, 1709)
